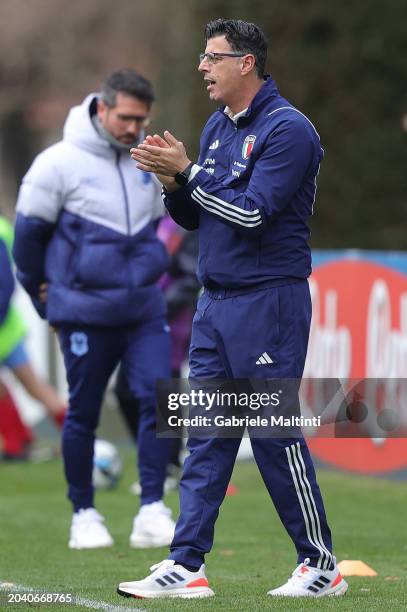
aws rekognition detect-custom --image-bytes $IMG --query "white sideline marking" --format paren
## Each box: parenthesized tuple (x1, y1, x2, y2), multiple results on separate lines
(0, 581, 142, 612)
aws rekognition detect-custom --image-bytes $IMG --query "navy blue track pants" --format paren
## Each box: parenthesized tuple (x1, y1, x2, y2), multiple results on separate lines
(169, 281, 334, 569)
(58, 318, 170, 511)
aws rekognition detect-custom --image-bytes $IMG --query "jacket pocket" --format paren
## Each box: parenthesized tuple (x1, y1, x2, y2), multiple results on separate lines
(76, 241, 127, 289)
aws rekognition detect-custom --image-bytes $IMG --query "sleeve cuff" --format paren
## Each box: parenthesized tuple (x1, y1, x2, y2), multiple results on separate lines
(188, 164, 202, 183)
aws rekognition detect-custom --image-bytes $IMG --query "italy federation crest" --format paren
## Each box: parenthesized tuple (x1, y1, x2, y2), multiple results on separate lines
(70, 332, 89, 356)
(242, 134, 256, 159)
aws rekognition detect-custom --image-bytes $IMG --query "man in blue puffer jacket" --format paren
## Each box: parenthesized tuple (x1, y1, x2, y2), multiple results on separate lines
(13, 69, 176, 550)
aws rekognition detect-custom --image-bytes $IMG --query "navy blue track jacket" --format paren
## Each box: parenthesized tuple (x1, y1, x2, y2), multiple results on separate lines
(164, 77, 323, 289)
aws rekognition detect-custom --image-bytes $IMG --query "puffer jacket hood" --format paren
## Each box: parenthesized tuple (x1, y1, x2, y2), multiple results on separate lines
(63, 93, 143, 158)
(63, 94, 111, 157)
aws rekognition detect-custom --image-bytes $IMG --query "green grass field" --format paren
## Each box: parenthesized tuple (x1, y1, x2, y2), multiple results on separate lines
(0, 449, 406, 611)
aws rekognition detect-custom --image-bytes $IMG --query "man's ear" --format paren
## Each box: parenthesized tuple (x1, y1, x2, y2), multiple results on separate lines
(241, 54, 256, 76)
(96, 98, 107, 120)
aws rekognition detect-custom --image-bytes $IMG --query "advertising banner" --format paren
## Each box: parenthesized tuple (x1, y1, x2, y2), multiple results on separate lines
(307, 251, 407, 476)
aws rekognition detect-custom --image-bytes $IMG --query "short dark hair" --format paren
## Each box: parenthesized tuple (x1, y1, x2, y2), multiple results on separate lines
(100, 68, 155, 108)
(204, 18, 267, 78)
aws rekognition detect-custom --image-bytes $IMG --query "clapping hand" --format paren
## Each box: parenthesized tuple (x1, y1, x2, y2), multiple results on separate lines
(131, 131, 191, 192)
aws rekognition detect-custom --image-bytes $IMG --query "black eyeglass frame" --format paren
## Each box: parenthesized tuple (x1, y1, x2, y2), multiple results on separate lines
(199, 52, 246, 63)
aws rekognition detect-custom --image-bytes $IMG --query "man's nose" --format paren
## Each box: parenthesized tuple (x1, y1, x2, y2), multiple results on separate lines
(198, 60, 209, 73)
(126, 120, 140, 134)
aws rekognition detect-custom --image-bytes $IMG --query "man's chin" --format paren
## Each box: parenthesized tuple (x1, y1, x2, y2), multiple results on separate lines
(208, 91, 222, 104)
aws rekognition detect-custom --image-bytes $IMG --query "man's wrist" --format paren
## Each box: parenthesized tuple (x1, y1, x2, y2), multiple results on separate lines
(161, 178, 180, 193)
(174, 162, 194, 186)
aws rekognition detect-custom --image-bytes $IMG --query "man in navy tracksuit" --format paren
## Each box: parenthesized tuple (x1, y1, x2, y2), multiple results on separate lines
(118, 19, 348, 599)
(13, 69, 176, 550)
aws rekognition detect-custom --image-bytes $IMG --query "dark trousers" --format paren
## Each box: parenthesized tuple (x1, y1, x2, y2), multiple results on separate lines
(115, 367, 182, 468)
(169, 281, 334, 570)
(58, 318, 171, 511)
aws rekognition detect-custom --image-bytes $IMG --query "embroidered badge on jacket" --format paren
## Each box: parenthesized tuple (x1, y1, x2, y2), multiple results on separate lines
(242, 135, 256, 159)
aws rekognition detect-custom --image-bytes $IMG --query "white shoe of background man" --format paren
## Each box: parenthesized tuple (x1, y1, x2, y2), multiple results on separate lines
(129, 501, 175, 548)
(117, 559, 214, 599)
(69, 508, 114, 549)
(267, 557, 348, 597)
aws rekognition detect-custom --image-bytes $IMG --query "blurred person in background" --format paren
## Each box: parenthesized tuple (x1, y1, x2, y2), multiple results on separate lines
(115, 215, 200, 493)
(12, 69, 175, 550)
(119, 18, 348, 600)
(0, 214, 65, 460)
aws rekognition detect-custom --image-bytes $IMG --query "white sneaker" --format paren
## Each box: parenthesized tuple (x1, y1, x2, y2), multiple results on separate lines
(129, 501, 175, 548)
(267, 557, 348, 597)
(117, 559, 214, 599)
(69, 508, 114, 549)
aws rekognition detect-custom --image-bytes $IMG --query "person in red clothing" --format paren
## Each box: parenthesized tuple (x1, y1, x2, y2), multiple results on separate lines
(0, 377, 34, 460)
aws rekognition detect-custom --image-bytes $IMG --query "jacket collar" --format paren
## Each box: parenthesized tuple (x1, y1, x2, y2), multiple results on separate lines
(219, 76, 279, 124)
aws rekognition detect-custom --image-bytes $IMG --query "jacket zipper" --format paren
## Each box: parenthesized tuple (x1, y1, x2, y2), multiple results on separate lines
(115, 152, 132, 298)
(116, 152, 131, 236)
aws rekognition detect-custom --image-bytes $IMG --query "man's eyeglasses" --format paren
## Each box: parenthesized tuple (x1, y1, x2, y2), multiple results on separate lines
(116, 114, 151, 128)
(199, 52, 246, 64)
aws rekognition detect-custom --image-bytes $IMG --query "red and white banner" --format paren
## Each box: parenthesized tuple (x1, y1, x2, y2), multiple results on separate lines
(306, 257, 407, 475)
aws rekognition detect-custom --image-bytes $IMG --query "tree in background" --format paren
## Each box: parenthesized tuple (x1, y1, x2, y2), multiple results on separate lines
(0, 0, 405, 248)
